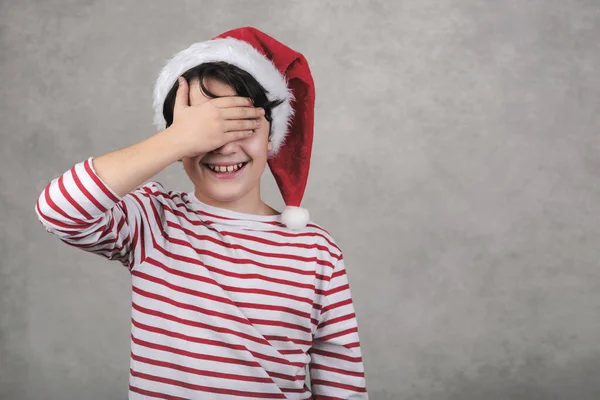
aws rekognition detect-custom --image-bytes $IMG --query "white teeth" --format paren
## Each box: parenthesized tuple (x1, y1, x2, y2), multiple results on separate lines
(207, 162, 246, 173)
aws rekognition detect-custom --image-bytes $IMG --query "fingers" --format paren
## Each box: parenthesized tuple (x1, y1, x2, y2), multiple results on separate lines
(174, 77, 189, 109)
(218, 102, 263, 135)
(225, 129, 255, 142)
(211, 96, 254, 108)
(221, 106, 265, 120)
(223, 118, 262, 133)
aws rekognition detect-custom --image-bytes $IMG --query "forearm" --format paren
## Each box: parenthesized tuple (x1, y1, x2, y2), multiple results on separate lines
(92, 127, 187, 198)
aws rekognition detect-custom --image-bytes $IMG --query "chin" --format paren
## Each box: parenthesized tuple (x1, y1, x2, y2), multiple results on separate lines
(205, 190, 247, 204)
(200, 180, 251, 203)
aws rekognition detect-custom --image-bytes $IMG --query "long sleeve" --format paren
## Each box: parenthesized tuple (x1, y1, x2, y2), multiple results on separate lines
(34, 157, 157, 270)
(310, 258, 368, 399)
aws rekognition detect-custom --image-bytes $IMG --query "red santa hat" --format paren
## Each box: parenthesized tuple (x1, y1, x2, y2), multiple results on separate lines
(152, 27, 315, 230)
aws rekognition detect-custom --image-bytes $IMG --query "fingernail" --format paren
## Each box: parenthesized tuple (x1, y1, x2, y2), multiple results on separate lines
(259, 108, 265, 115)
(178, 77, 184, 84)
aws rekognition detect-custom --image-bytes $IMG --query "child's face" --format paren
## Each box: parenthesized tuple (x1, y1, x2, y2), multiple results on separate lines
(182, 78, 273, 209)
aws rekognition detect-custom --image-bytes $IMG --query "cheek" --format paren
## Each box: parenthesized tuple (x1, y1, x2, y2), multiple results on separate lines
(242, 128, 270, 159)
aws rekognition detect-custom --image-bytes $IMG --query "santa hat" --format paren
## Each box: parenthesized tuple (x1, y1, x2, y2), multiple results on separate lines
(152, 27, 315, 230)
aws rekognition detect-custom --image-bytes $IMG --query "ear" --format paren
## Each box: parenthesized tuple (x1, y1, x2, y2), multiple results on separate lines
(267, 137, 273, 153)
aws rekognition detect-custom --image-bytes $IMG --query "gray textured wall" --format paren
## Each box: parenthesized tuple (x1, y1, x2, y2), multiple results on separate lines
(1, 0, 599, 399)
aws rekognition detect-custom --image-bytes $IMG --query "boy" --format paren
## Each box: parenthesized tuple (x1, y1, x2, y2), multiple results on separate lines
(35, 27, 367, 399)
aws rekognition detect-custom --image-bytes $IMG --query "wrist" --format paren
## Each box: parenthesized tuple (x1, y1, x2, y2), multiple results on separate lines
(161, 126, 191, 161)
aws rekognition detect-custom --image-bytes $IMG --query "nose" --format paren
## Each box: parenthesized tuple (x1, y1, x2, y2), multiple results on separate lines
(213, 139, 240, 154)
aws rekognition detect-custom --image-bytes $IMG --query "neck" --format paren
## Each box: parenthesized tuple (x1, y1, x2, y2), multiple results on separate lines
(193, 186, 279, 216)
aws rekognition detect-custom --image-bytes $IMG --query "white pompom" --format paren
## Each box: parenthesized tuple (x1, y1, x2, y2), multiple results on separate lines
(281, 206, 310, 230)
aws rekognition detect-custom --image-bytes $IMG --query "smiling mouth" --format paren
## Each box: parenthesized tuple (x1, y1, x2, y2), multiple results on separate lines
(202, 162, 249, 174)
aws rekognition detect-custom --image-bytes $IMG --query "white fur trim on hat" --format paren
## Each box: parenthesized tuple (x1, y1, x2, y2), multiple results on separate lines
(152, 37, 294, 156)
(281, 206, 309, 230)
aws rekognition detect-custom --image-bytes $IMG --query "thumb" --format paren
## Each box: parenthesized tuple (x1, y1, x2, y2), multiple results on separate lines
(174, 77, 189, 109)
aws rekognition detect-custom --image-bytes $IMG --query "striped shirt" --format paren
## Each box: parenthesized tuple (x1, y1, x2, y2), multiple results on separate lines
(35, 157, 368, 399)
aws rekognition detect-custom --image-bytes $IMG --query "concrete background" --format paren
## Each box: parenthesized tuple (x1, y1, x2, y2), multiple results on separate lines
(1, 0, 600, 399)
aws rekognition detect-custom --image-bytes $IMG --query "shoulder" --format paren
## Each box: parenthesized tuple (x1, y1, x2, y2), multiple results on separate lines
(130, 181, 181, 200)
(295, 219, 344, 262)
(125, 181, 188, 210)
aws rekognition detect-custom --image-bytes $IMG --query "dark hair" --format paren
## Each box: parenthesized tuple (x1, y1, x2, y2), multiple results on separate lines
(162, 61, 284, 135)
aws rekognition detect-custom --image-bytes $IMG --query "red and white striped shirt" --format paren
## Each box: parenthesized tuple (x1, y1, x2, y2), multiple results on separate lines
(35, 157, 368, 399)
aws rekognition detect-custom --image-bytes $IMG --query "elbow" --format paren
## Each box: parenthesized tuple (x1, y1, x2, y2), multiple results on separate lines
(34, 190, 53, 231)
